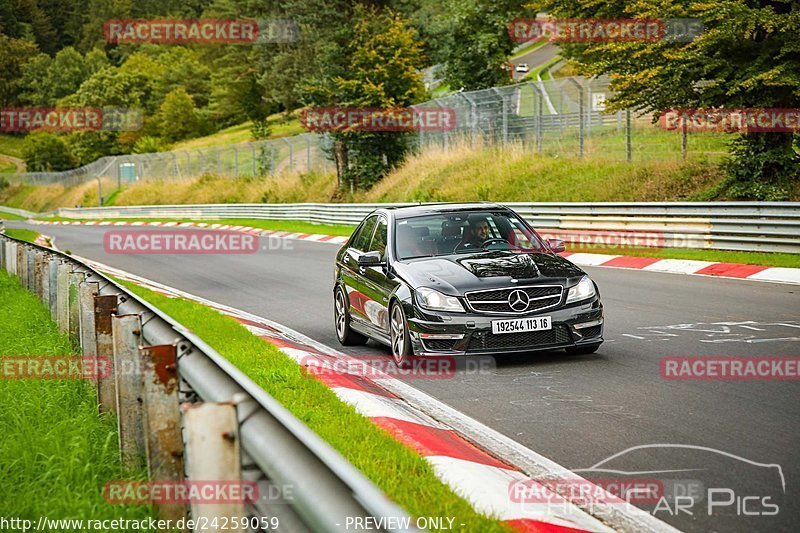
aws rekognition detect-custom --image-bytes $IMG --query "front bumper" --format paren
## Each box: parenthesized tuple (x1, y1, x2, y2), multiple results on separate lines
(406, 297, 603, 356)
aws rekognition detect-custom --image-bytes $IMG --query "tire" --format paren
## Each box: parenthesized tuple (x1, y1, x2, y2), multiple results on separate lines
(334, 286, 368, 346)
(565, 343, 601, 355)
(389, 302, 413, 366)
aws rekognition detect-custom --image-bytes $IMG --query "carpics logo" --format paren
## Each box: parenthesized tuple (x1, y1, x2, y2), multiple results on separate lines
(659, 109, 800, 133)
(661, 356, 800, 381)
(299, 107, 456, 132)
(104, 19, 298, 44)
(0, 107, 142, 132)
(104, 230, 259, 254)
(509, 18, 703, 43)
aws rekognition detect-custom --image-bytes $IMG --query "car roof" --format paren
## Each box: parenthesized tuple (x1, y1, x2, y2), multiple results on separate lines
(380, 202, 509, 219)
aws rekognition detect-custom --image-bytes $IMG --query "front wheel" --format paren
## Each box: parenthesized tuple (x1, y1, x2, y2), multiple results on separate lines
(334, 286, 367, 346)
(565, 343, 601, 355)
(390, 302, 413, 366)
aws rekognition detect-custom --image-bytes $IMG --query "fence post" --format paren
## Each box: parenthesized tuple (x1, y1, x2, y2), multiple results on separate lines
(56, 262, 70, 333)
(95, 294, 119, 415)
(251, 144, 257, 176)
(184, 402, 244, 532)
(305, 136, 312, 172)
(34, 252, 46, 299)
(68, 271, 83, 344)
(79, 282, 99, 360)
(112, 314, 146, 469)
(233, 146, 239, 177)
(140, 343, 187, 522)
(626, 109, 632, 162)
(18, 246, 27, 286)
(567, 78, 584, 158)
(48, 259, 58, 319)
(682, 117, 688, 161)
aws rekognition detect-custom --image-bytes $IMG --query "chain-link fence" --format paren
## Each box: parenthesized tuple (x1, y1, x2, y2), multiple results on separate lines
(8, 133, 333, 188)
(413, 76, 729, 162)
(7, 76, 729, 190)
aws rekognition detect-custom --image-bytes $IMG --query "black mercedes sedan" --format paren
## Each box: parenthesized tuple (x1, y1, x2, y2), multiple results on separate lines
(333, 203, 603, 364)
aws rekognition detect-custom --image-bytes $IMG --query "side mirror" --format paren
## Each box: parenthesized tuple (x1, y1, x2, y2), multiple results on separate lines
(547, 238, 566, 253)
(357, 250, 384, 266)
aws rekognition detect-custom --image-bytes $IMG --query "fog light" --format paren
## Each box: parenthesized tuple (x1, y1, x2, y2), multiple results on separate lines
(574, 319, 603, 330)
(419, 333, 465, 340)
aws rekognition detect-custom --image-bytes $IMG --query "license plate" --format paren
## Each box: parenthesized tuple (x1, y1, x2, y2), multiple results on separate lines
(491, 316, 552, 335)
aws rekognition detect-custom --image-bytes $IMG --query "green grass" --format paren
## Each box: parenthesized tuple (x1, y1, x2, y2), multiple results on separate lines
(0, 160, 16, 173)
(510, 39, 547, 60)
(117, 279, 511, 532)
(3, 228, 39, 243)
(0, 210, 26, 220)
(172, 113, 305, 152)
(0, 133, 25, 158)
(0, 272, 153, 523)
(42, 216, 357, 237)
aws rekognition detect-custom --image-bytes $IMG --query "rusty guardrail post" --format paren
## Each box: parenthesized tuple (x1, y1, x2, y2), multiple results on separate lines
(68, 271, 83, 344)
(41, 253, 51, 308)
(48, 259, 59, 320)
(95, 294, 118, 415)
(112, 313, 146, 469)
(56, 262, 70, 333)
(184, 402, 244, 532)
(18, 245, 27, 286)
(140, 343, 187, 523)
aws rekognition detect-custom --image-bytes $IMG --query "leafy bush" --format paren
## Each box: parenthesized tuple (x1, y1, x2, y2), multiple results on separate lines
(21, 132, 77, 172)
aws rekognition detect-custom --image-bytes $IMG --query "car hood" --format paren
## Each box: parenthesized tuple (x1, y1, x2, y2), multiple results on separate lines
(393, 251, 586, 295)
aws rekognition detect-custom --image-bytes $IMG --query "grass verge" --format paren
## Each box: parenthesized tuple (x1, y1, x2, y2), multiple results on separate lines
(0, 272, 153, 522)
(0, 210, 26, 220)
(117, 278, 511, 532)
(3, 228, 40, 243)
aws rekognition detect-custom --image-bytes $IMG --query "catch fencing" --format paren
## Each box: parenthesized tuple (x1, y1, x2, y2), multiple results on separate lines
(7, 76, 729, 189)
(0, 232, 415, 532)
(47, 201, 800, 254)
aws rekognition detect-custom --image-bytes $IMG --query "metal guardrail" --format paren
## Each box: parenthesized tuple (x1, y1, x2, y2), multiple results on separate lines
(0, 232, 415, 532)
(45, 202, 800, 254)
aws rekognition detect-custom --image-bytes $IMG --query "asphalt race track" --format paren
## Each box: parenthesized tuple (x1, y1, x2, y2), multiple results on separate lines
(14, 221, 799, 533)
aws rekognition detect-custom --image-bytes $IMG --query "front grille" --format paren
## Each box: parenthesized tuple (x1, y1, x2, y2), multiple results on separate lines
(466, 285, 562, 314)
(579, 325, 602, 338)
(422, 339, 459, 352)
(467, 324, 572, 352)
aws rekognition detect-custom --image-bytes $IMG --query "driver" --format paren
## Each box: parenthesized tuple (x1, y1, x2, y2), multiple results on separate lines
(457, 215, 491, 250)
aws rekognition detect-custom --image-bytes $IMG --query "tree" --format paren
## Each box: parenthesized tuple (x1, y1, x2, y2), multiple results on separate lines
(156, 88, 201, 142)
(21, 131, 77, 171)
(0, 36, 39, 106)
(533, 0, 800, 199)
(304, 6, 427, 188)
(442, 0, 530, 90)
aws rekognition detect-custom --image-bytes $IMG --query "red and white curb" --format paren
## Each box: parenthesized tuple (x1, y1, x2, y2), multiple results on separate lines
(30, 219, 800, 285)
(70, 255, 680, 533)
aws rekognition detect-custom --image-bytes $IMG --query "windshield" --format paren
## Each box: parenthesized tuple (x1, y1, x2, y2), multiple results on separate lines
(394, 210, 547, 260)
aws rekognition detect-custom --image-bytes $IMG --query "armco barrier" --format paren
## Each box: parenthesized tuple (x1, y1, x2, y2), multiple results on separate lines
(45, 202, 800, 253)
(0, 232, 416, 533)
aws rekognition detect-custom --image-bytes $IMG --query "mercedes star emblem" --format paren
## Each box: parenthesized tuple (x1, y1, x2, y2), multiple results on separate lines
(508, 289, 530, 312)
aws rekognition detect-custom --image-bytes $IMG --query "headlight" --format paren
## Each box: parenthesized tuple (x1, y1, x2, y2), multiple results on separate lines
(416, 287, 465, 313)
(566, 276, 596, 304)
